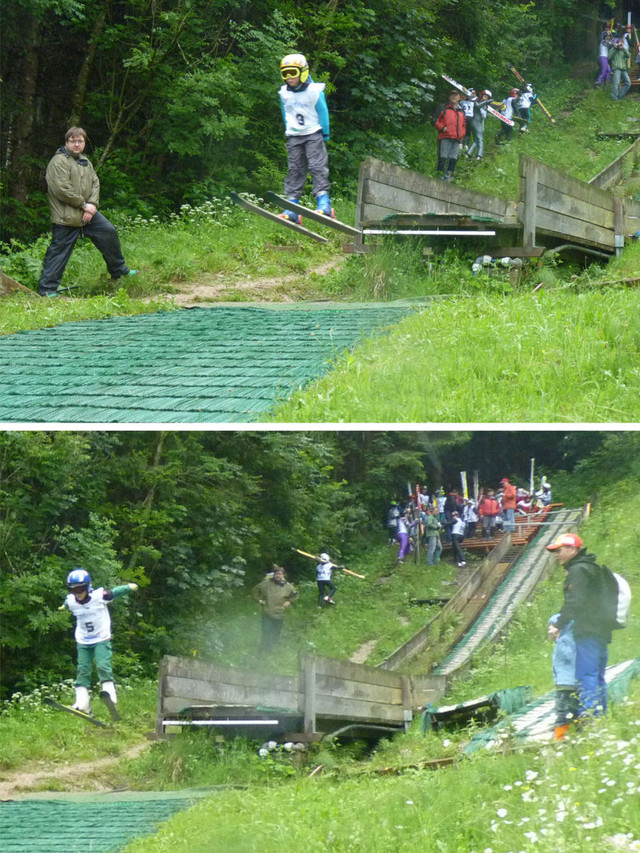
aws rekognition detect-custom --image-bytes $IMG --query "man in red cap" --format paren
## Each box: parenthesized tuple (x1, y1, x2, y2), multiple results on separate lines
(546, 533, 613, 720)
(500, 478, 517, 533)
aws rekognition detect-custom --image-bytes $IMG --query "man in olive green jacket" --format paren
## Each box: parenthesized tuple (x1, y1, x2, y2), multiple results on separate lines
(253, 565, 298, 654)
(38, 127, 136, 296)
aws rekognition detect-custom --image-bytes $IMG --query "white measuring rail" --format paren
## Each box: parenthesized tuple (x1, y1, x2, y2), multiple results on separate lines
(163, 719, 280, 726)
(362, 229, 496, 236)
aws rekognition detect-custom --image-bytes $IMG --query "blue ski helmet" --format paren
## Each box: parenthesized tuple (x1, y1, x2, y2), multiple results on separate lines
(67, 568, 92, 592)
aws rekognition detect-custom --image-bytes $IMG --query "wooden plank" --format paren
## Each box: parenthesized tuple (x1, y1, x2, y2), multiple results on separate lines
(587, 139, 639, 189)
(303, 655, 317, 734)
(156, 657, 168, 737)
(365, 158, 513, 217)
(314, 694, 405, 723)
(313, 654, 402, 689)
(0, 269, 37, 297)
(315, 673, 403, 706)
(521, 159, 538, 248)
(410, 674, 448, 708)
(613, 196, 625, 255)
(163, 675, 302, 711)
(363, 176, 512, 220)
(535, 184, 615, 230)
(533, 208, 614, 250)
(519, 156, 614, 211)
(162, 655, 297, 693)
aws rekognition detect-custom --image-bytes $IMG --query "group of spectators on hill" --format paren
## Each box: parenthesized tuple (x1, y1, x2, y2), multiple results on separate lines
(596, 21, 638, 100)
(387, 477, 552, 567)
(434, 83, 538, 182)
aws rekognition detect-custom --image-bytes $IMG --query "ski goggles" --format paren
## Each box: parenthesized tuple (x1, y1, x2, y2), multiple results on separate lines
(281, 68, 301, 79)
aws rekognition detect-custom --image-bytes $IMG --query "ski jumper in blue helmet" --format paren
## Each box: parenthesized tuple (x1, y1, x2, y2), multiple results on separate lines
(61, 568, 138, 713)
(278, 53, 333, 221)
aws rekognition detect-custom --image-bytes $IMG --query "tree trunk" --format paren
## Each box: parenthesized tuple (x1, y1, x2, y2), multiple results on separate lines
(9, 13, 40, 205)
(69, 4, 108, 126)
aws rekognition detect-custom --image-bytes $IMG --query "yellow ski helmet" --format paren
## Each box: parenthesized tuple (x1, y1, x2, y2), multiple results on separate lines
(280, 53, 309, 84)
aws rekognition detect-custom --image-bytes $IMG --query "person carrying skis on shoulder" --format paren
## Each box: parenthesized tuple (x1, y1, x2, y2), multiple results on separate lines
(316, 552, 338, 606)
(60, 569, 137, 714)
(278, 53, 334, 222)
(596, 28, 613, 86)
(434, 90, 466, 182)
(516, 84, 537, 133)
(467, 89, 491, 160)
(459, 89, 477, 151)
(495, 89, 519, 145)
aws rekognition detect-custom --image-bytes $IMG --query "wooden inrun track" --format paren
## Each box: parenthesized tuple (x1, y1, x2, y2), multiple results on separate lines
(354, 144, 640, 258)
(155, 506, 584, 743)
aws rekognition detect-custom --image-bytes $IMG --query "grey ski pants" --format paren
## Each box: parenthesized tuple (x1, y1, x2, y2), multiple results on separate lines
(283, 131, 330, 199)
(38, 212, 129, 295)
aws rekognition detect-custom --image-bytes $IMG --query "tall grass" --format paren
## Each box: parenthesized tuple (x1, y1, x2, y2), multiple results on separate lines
(271, 286, 640, 423)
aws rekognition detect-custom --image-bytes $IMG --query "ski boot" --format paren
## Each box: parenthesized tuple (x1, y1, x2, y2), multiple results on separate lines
(72, 685, 91, 714)
(278, 198, 302, 224)
(100, 680, 121, 721)
(315, 192, 336, 218)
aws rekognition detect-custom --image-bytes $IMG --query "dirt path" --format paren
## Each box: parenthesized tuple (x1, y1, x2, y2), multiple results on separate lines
(149, 257, 346, 308)
(349, 639, 378, 664)
(0, 741, 150, 800)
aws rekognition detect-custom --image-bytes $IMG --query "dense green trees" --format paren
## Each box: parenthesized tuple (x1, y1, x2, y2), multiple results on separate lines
(1, 0, 600, 243)
(0, 430, 433, 695)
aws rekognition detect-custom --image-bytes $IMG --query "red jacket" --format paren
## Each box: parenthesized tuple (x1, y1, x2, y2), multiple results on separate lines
(435, 104, 466, 141)
(479, 497, 500, 517)
(502, 483, 517, 510)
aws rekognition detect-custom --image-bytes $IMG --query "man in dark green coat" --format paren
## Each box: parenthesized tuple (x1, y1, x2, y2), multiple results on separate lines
(38, 127, 137, 296)
(253, 565, 298, 654)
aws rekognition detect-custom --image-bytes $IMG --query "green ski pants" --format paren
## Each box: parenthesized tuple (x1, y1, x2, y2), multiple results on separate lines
(76, 640, 114, 687)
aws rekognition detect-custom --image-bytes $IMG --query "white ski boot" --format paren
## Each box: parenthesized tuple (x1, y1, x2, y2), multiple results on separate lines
(101, 681, 117, 704)
(100, 681, 121, 721)
(72, 685, 91, 713)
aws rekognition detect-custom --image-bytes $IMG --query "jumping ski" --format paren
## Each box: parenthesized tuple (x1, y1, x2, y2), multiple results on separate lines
(264, 193, 362, 237)
(100, 691, 122, 722)
(230, 192, 328, 243)
(506, 64, 556, 124)
(292, 547, 366, 578)
(44, 696, 109, 727)
(441, 74, 514, 126)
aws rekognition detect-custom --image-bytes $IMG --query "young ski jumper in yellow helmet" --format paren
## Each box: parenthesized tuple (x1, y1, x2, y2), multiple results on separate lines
(278, 53, 334, 221)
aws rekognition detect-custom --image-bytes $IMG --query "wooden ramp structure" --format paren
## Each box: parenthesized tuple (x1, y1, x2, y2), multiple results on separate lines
(156, 653, 445, 742)
(356, 151, 640, 258)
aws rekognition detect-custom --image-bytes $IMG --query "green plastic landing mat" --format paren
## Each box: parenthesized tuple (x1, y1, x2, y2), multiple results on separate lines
(0, 791, 203, 853)
(0, 305, 412, 423)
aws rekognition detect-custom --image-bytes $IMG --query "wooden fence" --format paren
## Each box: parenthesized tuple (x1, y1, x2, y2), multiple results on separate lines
(356, 154, 640, 257)
(156, 652, 445, 738)
(356, 157, 518, 228)
(589, 138, 640, 189)
(518, 155, 631, 253)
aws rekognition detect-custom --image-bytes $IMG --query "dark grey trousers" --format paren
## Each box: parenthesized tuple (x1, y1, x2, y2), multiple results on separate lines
(283, 131, 330, 199)
(38, 212, 129, 295)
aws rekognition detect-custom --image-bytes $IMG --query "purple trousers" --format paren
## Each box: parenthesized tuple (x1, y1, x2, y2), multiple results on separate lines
(597, 56, 611, 84)
(396, 531, 410, 562)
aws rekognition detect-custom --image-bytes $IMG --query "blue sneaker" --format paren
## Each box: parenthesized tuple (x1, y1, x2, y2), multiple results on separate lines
(277, 198, 302, 224)
(315, 192, 335, 218)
